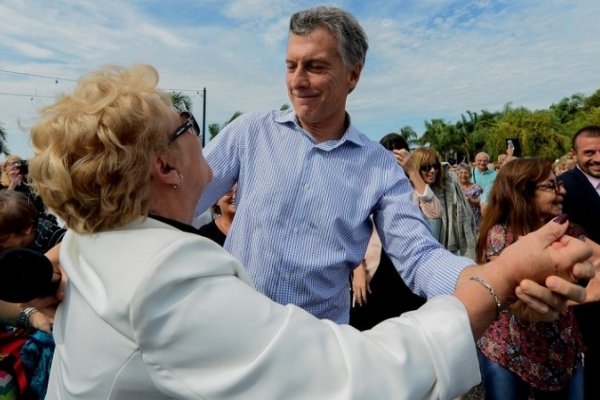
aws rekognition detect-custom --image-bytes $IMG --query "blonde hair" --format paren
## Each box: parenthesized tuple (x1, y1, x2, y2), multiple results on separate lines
(553, 152, 577, 176)
(411, 148, 444, 189)
(1, 155, 23, 187)
(29, 64, 173, 233)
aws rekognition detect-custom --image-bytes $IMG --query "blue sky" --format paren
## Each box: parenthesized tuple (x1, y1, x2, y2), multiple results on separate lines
(1, 0, 600, 158)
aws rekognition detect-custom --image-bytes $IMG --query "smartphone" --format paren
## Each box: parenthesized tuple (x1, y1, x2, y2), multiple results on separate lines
(505, 138, 521, 156)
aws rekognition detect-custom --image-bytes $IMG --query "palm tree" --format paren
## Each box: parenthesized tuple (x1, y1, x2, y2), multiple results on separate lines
(0, 123, 10, 156)
(399, 126, 418, 148)
(208, 111, 243, 140)
(170, 92, 192, 113)
(208, 123, 220, 140)
(224, 111, 242, 127)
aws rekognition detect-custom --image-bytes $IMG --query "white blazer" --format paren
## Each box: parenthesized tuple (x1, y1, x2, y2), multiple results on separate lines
(46, 217, 480, 399)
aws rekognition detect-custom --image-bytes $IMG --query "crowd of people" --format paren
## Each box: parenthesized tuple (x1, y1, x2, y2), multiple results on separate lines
(0, 5, 599, 400)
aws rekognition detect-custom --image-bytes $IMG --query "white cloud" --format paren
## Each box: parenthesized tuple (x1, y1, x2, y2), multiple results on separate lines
(2, 0, 600, 159)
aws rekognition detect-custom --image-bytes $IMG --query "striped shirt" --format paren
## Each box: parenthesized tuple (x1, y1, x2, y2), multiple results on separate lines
(196, 110, 473, 323)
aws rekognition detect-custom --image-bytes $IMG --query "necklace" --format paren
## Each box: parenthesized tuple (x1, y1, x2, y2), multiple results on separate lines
(214, 217, 231, 235)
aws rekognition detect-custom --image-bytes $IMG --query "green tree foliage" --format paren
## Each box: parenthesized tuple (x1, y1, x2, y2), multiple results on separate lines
(410, 89, 600, 162)
(224, 111, 242, 126)
(208, 111, 243, 140)
(0, 123, 9, 155)
(582, 89, 600, 111)
(170, 92, 192, 113)
(484, 106, 569, 160)
(565, 106, 600, 136)
(208, 123, 221, 140)
(399, 126, 418, 148)
(549, 94, 584, 124)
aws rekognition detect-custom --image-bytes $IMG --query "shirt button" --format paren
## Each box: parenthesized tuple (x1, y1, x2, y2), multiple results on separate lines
(304, 183, 309, 189)
(293, 227, 299, 234)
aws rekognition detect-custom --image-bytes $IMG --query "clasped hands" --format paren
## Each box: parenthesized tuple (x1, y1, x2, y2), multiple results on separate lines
(496, 216, 597, 322)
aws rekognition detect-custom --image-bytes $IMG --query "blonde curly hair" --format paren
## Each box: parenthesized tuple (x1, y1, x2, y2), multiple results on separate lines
(29, 64, 174, 233)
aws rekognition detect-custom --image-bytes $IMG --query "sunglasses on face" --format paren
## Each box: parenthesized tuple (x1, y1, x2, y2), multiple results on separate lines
(420, 163, 441, 172)
(535, 180, 565, 195)
(168, 112, 200, 143)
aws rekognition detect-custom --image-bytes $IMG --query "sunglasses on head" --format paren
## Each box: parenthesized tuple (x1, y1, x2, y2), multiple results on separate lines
(420, 163, 441, 172)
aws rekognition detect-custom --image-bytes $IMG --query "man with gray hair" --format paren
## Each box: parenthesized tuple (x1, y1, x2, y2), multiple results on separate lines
(195, 6, 562, 326)
(197, 5, 474, 324)
(472, 151, 497, 214)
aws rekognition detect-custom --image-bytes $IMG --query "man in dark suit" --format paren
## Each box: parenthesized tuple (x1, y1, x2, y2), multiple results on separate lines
(560, 125, 600, 399)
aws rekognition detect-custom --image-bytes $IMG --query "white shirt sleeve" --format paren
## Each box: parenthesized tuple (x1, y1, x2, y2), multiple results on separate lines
(130, 238, 480, 399)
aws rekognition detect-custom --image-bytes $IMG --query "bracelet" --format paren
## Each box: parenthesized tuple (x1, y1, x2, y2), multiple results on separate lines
(15, 307, 37, 330)
(469, 276, 502, 319)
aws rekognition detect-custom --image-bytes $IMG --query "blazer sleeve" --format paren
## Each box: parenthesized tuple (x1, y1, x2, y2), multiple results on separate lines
(129, 237, 480, 399)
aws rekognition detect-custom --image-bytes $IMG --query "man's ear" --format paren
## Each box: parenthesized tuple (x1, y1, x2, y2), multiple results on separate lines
(152, 153, 180, 187)
(348, 63, 362, 94)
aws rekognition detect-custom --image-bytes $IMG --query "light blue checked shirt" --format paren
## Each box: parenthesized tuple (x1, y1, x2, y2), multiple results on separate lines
(196, 110, 473, 323)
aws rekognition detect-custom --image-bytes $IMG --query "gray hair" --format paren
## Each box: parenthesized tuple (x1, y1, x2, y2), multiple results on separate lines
(289, 6, 368, 70)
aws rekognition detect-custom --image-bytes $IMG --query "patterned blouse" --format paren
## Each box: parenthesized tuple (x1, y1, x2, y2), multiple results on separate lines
(477, 224, 585, 391)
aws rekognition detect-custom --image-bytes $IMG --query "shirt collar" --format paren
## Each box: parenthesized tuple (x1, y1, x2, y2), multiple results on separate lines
(275, 110, 366, 147)
(577, 165, 600, 190)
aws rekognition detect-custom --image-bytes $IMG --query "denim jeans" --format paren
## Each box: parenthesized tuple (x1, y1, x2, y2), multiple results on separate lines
(478, 351, 584, 400)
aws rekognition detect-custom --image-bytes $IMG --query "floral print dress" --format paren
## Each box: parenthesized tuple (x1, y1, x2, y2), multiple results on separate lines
(477, 224, 585, 391)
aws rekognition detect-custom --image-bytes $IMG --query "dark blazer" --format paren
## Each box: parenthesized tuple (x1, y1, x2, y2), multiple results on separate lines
(561, 167, 600, 243)
(561, 166, 600, 397)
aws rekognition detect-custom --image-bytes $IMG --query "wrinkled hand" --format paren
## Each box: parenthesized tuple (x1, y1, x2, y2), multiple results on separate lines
(498, 217, 593, 287)
(352, 262, 371, 307)
(511, 260, 594, 322)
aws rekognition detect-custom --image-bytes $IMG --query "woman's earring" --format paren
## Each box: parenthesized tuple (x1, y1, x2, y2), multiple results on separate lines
(172, 173, 184, 189)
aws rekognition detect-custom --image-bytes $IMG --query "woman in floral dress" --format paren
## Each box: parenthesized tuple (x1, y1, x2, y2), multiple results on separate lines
(476, 157, 600, 400)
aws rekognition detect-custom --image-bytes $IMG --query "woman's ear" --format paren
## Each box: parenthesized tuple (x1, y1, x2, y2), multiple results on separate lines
(152, 153, 180, 187)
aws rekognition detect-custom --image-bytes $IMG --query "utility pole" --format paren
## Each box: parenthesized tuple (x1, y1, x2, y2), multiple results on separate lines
(202, 87, 207, 147)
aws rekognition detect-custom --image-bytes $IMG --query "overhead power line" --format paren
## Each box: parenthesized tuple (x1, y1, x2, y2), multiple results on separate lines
(0, 91, 55, 99)
(0, 68, 76, 82)
(0, 68, 203, 93)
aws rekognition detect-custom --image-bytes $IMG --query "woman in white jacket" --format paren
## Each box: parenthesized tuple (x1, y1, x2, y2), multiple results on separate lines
(28, 64, 594, 400)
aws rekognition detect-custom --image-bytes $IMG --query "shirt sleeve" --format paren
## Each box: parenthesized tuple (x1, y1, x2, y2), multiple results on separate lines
(375, 169, 473, 299)
(130, 238, 480, 399)
(195, 116, 245, 217)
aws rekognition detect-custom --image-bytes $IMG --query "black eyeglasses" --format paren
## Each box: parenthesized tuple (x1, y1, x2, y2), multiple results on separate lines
(535, 180, 564, 194)
(420, 163, 441, 172)
(169, 112, 200, 143)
